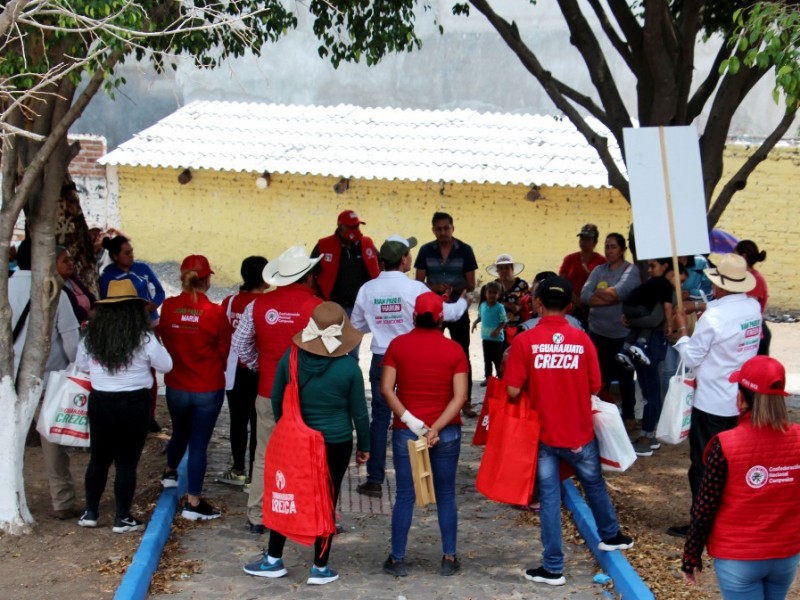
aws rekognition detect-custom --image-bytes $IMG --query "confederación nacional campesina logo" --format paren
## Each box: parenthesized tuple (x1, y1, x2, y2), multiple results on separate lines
(746, 465, 768, 489)
(552, 333, 564, 344)
(275, 470, 286, 490)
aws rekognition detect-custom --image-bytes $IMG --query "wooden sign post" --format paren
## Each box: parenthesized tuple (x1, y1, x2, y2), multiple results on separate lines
(407, 437, 436, 507)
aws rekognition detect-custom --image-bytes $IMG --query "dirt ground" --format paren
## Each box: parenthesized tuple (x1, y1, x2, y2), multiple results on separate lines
(0, 321, 797, 599)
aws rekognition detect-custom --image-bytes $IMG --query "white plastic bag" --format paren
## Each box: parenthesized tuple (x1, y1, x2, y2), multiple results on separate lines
(656, 361, 695, 445)
(591, 395, 636, 472)
(224, 295, 238, 390)
(36, 366, 92, 447)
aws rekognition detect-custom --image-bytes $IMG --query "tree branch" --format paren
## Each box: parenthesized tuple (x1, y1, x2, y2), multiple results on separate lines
(556, 0, 632, 137)
(585, 0, 634, 72)
(641, 0, 678, 124)
(687, 40, 730, 121)
(468, 0, 629, 197)
(674, 0, 703, 122)
(706, 109, 798, 228)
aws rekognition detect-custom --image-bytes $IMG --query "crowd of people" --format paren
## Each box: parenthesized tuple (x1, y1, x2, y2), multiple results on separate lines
(10, 211, 795, 597)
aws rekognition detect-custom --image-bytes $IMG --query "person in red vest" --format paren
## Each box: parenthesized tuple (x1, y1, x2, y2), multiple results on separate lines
(682, 355, 800, 598)
(231, 246, 322, 534)
(312, 209, 380, 357)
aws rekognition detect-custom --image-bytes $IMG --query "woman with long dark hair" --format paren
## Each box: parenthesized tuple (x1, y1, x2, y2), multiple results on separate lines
(579, 233, 641, 427)
(158, 255, 231, 521)
(683, 355, 800, 598)
(735, 240, 771, 355)
(76, 279, 172, 532)
(56, 245, 95, 325)
(217, 256, 269, 495)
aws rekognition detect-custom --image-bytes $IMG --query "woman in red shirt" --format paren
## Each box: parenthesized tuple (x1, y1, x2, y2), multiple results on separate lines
(158, 255, 232, 521)
(381, 292, 469, 577)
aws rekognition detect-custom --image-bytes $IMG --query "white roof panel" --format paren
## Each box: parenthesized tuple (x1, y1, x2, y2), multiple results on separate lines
(99, 101, 625, 187)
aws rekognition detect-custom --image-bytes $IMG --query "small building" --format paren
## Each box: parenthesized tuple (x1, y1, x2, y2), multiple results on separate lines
(99, 101, 798, 307)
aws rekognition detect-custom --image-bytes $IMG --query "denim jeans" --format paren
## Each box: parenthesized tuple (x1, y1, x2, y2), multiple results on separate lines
(537, 439, 621, 573)
(391, 424, 461, 560)
(166, 387, 225, 496)
(661, 344, 680, 402)
(366, 354, 389, 484)
(714, 554, 800, 600)
(635, 330, 666, 436)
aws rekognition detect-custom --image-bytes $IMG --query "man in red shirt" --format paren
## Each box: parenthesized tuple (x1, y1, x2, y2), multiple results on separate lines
(558, 223, 605, 328)
(504, 276, 633, 587)
(232, 246, 322, 533)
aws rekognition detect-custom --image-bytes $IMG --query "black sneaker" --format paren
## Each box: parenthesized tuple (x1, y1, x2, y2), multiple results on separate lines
(161, 469, 178, 488)
(245, 521, 265, 535)
(525, 566, 566, 586)
(629, 344, 651, 366)
(78, 510, 99, 528)
(356, 482, 382, 498)
(667, 524, 690, 538)
(149, 418, 163, 433)
(383, 556, 408, 577)
(598, 532, 634, 551)
(112, 516, 144, 534)
(181, 498, 221, 521)
(440, 555, 460, 576)
(615, 352, 635, 371)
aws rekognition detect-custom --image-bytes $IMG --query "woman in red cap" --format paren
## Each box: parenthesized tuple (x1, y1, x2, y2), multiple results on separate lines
(158, 255, 232, 521)
(380, 292, 469, 577)
(682, 355, 800, 598)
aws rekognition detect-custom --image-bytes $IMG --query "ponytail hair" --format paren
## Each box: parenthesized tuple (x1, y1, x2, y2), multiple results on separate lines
(734, 240, 766, 267)
(181, 269, 207, 302)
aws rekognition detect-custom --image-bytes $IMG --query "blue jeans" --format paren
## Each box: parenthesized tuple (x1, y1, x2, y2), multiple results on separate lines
(715, 554, 800, 600)
(661, 344, 680, 402)
(537, 440, 621, 573)
(635, 330, 666, 436)
(366, 354, 389, 484)
(391, 424, 461, 560)
(166, 387, 224, 496)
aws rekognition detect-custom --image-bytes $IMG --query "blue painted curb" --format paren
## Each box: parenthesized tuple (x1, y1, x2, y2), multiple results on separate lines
(115, 455, 188, 600)
(562, 479, 654, 600)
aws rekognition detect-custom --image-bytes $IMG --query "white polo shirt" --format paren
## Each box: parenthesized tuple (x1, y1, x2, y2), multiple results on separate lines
(674, 293, 761, 416)
(351, 271, 467, 355)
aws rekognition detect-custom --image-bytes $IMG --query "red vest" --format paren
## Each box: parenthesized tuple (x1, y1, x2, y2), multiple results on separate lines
(707, 418, 800, 560)
(315, 233, 380, 300)
(251, 284, 322, 397)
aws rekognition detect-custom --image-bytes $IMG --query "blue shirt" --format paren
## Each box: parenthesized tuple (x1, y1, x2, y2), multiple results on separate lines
(99, 262, 165, 321)
(479, 301, 507, 342)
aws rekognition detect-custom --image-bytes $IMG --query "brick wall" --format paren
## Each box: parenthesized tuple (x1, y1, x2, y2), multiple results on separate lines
(116, 144, 799, 309)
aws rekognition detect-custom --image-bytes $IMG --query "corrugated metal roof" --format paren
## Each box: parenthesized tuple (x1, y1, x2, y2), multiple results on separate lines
(99, 101, 625, 187)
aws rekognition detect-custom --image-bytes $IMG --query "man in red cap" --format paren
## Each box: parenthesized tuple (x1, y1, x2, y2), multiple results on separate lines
(312, 210, 380, 357)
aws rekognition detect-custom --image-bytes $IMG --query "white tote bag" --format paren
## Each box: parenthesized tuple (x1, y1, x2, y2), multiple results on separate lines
(656, 361, 696, 445)
(591, 396, 636, 472)
(224, 296, 239, 391)
(36, 366, 92, 447)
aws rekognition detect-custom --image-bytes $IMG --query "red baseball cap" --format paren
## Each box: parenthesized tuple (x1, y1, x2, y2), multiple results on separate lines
(729, 355, 789, 397)
(414, 292, 443, 320)
(180, 254, 215, 279)
(337, 209, 366, 227)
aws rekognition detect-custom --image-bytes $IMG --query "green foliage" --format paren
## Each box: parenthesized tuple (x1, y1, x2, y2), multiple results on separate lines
(0, 0, 425, 97)
(721, 2, 800, 109)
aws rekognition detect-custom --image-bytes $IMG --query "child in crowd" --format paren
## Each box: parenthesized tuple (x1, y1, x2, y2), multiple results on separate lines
(615, 258, 675, 370)
(472, 281, 507, 386)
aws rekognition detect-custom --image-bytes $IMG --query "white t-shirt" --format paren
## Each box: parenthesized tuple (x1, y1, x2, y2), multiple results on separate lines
(76, 334, 173, 391)
(351, 271, 467, 355)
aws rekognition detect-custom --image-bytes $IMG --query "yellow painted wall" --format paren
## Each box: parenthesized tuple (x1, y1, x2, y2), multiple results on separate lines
(117, 144, 799, 308)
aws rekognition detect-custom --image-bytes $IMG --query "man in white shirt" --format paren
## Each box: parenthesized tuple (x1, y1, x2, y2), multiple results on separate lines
(667, 254, 761, 538)
(350, 234, 468, 497)
(10, 240, 81, 519)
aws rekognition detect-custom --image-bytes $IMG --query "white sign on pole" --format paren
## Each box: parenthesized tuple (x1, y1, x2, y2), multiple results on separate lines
(623, 126, 710, 261)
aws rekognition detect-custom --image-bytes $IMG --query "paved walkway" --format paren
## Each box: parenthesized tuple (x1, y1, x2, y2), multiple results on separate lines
(151, 397, 615, 599)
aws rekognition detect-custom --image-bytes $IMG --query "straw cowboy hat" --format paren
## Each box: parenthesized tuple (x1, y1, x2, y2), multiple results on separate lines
(486, 253, 525, 277)
(704, 254, 755, 293)
(293, 302, 363, 357)
(96, 279, 155, 311)
(262, 246, 321, 287)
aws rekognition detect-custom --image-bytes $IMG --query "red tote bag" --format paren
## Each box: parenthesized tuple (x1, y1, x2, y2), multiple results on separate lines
(475, 389, 540, 506)
(472, 376, 503, 446)
(263, 347, 335, 545)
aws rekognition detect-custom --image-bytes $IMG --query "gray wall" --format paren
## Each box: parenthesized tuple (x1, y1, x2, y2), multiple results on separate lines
(71, 1, 796, 151)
